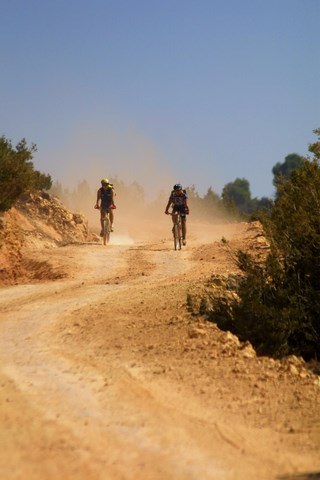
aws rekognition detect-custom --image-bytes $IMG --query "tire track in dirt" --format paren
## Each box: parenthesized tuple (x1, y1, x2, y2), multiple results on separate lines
(2, 242, 226, 480)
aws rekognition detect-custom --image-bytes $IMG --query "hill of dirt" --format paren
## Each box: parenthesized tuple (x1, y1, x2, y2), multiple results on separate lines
(0, 191, 97, 284)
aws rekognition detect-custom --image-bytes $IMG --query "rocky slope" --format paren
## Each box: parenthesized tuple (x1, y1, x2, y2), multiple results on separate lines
(0, 191, 97, 284)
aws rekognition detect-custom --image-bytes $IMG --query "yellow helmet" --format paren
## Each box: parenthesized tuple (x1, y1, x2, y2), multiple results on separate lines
(101, 178, 109, 185)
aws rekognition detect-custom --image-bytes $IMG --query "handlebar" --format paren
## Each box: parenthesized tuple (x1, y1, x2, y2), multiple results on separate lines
(95, 204, 116, 210)
(165, 210, 189, 215)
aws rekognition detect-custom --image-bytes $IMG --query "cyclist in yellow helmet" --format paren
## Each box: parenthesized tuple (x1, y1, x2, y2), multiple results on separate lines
(95, 178, 116, 235)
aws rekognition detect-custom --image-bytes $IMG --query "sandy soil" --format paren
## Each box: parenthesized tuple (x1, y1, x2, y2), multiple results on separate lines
(0, 219, 319, 480)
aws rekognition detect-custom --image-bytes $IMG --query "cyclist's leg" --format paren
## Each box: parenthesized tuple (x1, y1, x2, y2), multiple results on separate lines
(181, 217, 186, 238)
(181, 215, 187, 244)
(109, 208, 114, 230)
(171, 210, 178, 234)
(175, 206, 186, 240)
(100, 209, 106, 236)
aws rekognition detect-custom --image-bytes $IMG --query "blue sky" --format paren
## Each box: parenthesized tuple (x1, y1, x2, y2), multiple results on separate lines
(1, 0, 319, 199)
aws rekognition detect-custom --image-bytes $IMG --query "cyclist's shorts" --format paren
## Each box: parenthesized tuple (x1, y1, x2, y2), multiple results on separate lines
(101, 202, 113, 212)
(173, 205, 187, 217)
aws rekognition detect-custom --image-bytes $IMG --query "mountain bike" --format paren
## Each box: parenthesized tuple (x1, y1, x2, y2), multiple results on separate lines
(171, 211, 183, 250)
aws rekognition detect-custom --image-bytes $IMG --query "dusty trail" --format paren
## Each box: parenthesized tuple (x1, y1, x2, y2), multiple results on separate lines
(0, 223, 319, 480)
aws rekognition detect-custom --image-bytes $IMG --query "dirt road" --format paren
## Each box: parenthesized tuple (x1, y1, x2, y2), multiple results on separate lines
(0, 222, 319, 480)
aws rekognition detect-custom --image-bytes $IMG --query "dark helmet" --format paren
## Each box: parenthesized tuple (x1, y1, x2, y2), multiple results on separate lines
(173, 183, 182, 191)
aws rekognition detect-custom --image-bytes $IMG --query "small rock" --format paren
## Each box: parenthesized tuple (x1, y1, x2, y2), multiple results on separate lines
(289, 364, 299, 376)
(220, 331, 241, 347)
(241, 343, 256, 358)
(153, 365, 165, 375)
(188, 327, 207, 339)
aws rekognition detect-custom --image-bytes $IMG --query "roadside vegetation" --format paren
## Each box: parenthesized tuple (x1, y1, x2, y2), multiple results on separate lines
(204, 129, 320, 360)
(0, 136, 52, 212)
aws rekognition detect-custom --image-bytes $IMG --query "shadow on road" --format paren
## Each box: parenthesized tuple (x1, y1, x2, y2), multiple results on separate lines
(279, 473, 320, 480)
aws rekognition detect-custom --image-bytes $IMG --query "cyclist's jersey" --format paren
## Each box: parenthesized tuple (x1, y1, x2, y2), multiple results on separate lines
(169, 190, 188, 206)
(99, 186, 113, 209)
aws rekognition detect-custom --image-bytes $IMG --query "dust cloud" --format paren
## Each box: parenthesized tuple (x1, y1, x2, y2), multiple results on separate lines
(46, 126, 232, 244)
(49, 126, 174, 199)
(89, 202, 232, 247)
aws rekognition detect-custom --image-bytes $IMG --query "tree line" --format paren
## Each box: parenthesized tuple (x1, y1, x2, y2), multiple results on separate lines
(0, 133, 305, 218)
(47, 153, 305, 222)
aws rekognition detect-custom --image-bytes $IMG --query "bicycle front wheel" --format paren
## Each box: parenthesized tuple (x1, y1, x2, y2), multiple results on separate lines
(173, 223, 181, 250)
(103, 218, 111, 245)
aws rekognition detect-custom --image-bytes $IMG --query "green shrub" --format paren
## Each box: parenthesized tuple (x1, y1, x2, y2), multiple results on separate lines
(0, 136, 52, 212)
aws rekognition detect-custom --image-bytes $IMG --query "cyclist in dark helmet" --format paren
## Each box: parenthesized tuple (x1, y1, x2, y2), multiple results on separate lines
(165, 183, 189, 245)
(94, 178, 116, 236)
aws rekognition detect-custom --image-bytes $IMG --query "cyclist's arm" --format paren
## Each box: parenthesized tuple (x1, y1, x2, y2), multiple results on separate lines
(165, 198, 172, 213)
(95, 189, 101, 208)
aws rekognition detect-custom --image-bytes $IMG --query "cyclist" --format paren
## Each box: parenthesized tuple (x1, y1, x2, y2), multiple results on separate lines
(95, 178, 116, 236)
(165, 183, 189, 245)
